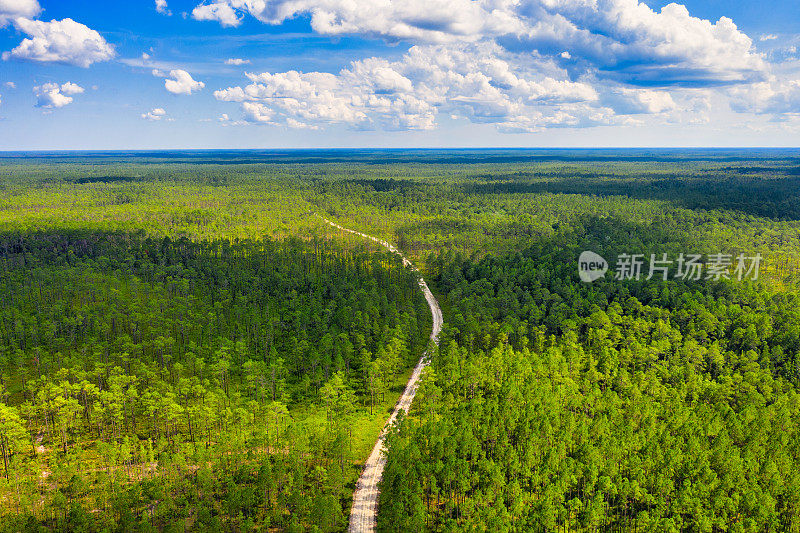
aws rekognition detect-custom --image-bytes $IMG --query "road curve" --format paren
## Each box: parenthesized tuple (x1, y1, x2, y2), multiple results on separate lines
(316, 214, 443, 533)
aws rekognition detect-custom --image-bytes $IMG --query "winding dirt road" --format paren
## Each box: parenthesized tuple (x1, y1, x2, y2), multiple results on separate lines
(316, 214, 443, 533)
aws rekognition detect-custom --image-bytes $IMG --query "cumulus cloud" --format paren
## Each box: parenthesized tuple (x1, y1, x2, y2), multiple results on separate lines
(4, 81, 15, 89)
(201, 0, 800, 129)
(500, 2, 765, 87)
(241, 101, 278, 124)
(199, 0, 790, 131)
(225, 57, 250, 65)
(142, 107, 167, 121)
(193, 0, 765, 86)
(192, 2, 241, 27)
(60, 81, 83, 94)
(195, 0, 519, 41)
(163, 69, 205, 95)
(730, 79, 800, 115)
(601, 88, 677, 115)
(215, 44, 627, 132)
(155, 0, 171, 15)
(2, 17, 115, 67)
(0, 0, 40, 26)
(33, 81, 84, 108)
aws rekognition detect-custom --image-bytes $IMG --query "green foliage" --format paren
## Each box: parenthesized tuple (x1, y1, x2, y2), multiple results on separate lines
(0, 232, 430, 531)
(378, 224, 800, 532)
(2, 149, 800, 531)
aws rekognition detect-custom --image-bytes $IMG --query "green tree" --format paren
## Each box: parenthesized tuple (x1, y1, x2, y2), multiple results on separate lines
(0, 403, 27, 480)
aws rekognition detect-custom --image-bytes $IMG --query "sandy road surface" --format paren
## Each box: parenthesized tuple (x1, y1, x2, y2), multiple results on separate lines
(317, 215, 443, 533)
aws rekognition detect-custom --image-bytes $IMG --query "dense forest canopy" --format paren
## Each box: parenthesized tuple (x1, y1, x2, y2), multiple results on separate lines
(380, 223, 800, 532)
(0, 149, 799, 531)
(0, 230, 430, 531)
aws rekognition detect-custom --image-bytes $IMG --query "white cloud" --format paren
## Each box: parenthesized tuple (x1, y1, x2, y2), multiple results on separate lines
(4, 81, 15, 89)
(60, 81, 84, 95)
(33, 81, 84, 108)
(119, 52, 186, 76)
(730, 79, 800, 115)
(193, 0, 765, 87)
(0, 0, 40, 26)
(199, 0, 800, 127)
(192, 2, 241, 27)
(155, 0, 171, 16)
(241, 101, 277, 124)
(194, 0, 517, 41)
(496, 106, 617, 133)
(225, 57, 250, 65)
(215, 66, 430, 130)
(215, 44, 618, 132)
(601, 88, 677, 115)
(2, 17, 115, 67)
(141, 107, 167, 121)
(505, 2, 766, 87)
(163, 69, 205, 95)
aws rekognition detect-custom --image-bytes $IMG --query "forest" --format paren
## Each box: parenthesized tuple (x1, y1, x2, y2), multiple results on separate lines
(380, 222, 800, 532)
(0, 149, 799, 531)
(0, 229, 430, 531)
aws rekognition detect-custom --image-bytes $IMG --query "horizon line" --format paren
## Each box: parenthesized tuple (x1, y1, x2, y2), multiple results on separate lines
(1, 146, 800, 154)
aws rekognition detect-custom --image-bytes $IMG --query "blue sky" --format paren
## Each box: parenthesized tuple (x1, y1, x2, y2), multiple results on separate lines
(0, 0, 799, 149)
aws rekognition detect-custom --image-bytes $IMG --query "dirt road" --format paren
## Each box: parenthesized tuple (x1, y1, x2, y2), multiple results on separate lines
(317, 215, 443, 533)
